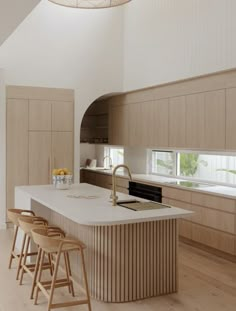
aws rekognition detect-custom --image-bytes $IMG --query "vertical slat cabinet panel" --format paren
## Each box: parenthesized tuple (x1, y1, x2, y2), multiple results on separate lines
(139, 101, 153, 147)
(29, 132, 52, 185)
(128, 102, 141, 146)
(185, 93, 205, 149)
(204, 90, 225, 150)
(52, 131, 73, 171)
(7, 99, 29, 210)
(109, 104, 129, 146)
(52, 101, 74, 132)
(29, 100, 51, 131)
(226, 88, 236, 150)
(150, 98, 169, 148)
(169, 96, 186, 148)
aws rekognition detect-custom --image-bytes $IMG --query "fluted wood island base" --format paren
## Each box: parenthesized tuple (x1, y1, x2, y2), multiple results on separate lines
(15, 184, 190, 303)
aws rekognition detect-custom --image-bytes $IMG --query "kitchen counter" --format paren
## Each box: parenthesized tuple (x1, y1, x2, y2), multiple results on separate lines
(82, 167, 236, 198)
(15, 183, 190, 302)
(15, 183, 191, 226)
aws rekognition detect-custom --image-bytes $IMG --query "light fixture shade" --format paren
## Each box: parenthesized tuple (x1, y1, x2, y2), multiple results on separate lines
(48, 0, 132, 9)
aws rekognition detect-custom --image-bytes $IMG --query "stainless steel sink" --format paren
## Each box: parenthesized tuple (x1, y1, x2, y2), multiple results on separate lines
(117, 201, 171, 211)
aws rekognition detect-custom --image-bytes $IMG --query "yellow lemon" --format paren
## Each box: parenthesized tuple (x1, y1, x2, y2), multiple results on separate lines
(52, 169, 58, 175)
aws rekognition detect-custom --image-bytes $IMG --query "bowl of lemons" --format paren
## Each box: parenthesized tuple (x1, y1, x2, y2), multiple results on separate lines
(52, 168, 73, 190)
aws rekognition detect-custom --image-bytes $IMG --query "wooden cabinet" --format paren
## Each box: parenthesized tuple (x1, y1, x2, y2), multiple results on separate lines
(29, 132, 51, 185)
(6, 87, 74, 210)
(6, 99, 29, 210)
(29, 100, 51, 131)
(128, 103, 141, 146)
(204, 90, 225, 150)
(52, 132, 73, 170)
(226, 88, 236, 150)
(163, 187, 236, 256)
(82, 170, 129, 194)
(185, 93, 205, 149)
(150, 99, 169, 148)
(168, 96, 186, 148)
(52, 101, 74, 131)
(109, 104, 129, 146)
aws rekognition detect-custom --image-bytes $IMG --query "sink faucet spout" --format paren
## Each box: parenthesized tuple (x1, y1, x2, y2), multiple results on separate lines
(112, 164, 132, 206)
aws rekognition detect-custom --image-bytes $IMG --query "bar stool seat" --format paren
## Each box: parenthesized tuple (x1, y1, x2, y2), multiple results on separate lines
(31, 227, 91, 311)
(7, 209, 35, 271)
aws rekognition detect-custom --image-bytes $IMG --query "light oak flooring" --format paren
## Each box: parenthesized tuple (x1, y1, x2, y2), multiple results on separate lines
(0, 228, 236, 311)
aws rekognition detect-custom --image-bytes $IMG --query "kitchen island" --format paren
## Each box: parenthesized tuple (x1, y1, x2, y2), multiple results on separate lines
(15, 183, 191, 302)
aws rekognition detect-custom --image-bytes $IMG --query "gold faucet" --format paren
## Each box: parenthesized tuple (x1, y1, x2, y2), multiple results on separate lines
(103, 156, 113, 169)
(111, 164, 132, 206)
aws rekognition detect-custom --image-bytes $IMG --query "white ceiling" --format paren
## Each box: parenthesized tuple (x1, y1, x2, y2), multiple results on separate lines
(0, 0, 41, 46)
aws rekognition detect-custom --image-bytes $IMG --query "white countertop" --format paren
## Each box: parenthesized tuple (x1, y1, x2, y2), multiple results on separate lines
(16, 183, 192, 226)
(83, 168, 236, 199)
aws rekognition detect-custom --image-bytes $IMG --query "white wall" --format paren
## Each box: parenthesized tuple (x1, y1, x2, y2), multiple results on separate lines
(123, 0, 236, 91)
(0, 0, 124, 90)
(0, 69, 6, 228)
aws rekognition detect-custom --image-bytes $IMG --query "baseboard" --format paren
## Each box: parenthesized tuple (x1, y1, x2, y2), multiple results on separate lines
(180, 236, 236, 263)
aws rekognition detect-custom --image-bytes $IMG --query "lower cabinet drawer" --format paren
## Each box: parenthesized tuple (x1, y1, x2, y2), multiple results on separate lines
(191, 223, 236, 255)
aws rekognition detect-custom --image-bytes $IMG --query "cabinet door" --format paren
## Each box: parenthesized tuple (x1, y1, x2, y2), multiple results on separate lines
(7, 99, 29, 210)
(52, 132, 73, 172)
(29, 132, 52, 185)
(150, 98, 169, 148)
(52, 101, 74, 131)
(109, 104, 129, 146)
(226, 88, 236, 150)
(29, 100, 51, 131)
(204, 90, 225, 150)
(169, 96, 186, 148)
(186, 93, 205, 149)
(129, 103, 141, 146)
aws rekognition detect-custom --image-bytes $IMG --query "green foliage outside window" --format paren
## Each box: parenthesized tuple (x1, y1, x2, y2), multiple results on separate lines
(156, 153, 208, 176)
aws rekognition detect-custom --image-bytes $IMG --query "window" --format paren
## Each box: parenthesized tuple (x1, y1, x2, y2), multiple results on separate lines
(150, 150, 236, 186)
(104, 147, 124, 168)
(151, 151, 175, 176)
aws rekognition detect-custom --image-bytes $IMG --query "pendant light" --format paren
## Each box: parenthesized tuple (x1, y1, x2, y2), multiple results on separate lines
(48, 0, 132, 9)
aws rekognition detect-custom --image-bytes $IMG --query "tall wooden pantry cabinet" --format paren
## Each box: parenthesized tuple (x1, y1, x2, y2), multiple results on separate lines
(6, 86, 74, 211)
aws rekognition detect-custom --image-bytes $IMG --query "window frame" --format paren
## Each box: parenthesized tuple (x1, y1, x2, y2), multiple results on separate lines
(149, 149, 236, 188)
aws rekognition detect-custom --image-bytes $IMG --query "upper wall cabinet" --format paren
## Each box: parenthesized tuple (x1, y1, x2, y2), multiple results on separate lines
(204, 90, 225, 150)
(129, 102, 142, 146)
(169, 96, 186, 148)
(226, 88, 236, 150)
(149, 99, 169, 148)
(186, 93, 205, 149)
(109, 104, 129, 146)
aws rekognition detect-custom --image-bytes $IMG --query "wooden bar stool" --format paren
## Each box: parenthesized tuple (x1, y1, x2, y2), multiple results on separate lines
(7, 209, 35, 271)
(18, 216, 57, 287)
(31, 227, 92, 311)
(30, 226, 66, 300)
(18, 216, 65, 299)
(16, 215, 48, 280)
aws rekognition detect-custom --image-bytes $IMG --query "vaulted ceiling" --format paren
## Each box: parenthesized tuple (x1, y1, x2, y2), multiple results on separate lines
(0, 0, 41, 46)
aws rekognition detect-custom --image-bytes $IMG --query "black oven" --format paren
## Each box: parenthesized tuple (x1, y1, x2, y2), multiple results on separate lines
(129, 182, 162, 202)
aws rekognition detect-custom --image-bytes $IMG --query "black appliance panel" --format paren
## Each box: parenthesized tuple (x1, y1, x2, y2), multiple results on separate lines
(129, 181, 162, 203)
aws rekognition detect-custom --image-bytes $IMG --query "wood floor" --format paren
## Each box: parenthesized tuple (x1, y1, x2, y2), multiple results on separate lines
(0, 228, 236, 311)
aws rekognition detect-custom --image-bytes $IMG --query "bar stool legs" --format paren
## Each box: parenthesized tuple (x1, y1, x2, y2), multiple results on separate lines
(16, 233, 27, 280)
(8, 225, 19, 269)
(31, 227, 92, 311)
